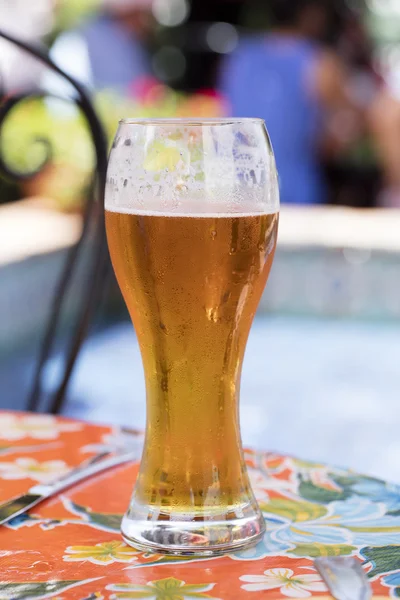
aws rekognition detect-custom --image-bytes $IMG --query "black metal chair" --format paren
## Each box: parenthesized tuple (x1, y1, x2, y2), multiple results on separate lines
(0, 30, 110, 415)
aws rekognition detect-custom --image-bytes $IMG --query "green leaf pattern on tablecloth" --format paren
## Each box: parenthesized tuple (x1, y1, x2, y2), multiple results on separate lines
(298, 476, 353, 504)
(107, 578, 220, 600)
(0, 578, 100, 599)
(361, 545, 400, 578)
(232, 453, 400, 583)
(287, 543, 357, 558)
(259, 498, 328, 522)
(2, 446, 399, 596)
(63, 540, 141, 565)
(63, 499, 123, 532)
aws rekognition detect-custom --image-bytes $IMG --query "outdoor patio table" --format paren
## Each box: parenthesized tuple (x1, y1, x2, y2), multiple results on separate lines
(0, 411, 399, 599)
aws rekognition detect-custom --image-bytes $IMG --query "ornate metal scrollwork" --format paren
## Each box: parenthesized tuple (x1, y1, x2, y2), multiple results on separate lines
(0, 29, 110, 414)
(0, 92, 54, 181)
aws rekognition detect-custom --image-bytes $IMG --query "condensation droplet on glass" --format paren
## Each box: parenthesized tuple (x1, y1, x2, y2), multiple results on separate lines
(175, 180, 188, 193)
(206, 307, 219, 323)
(210, 230, 217, 240)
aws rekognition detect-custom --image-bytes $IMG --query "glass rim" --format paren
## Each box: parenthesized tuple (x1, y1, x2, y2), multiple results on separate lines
(119, 117, 265, 126)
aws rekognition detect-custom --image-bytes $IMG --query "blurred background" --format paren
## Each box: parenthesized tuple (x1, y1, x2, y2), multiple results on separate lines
(1, 0, 400, 482)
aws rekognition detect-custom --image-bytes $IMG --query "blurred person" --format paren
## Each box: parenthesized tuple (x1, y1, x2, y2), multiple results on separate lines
(369, 89, 400, 208)
(50, 0, 153, 95)
(331, 7, 400, 208)
(315, 8, 384, 208)
(219, 0, 363, 205)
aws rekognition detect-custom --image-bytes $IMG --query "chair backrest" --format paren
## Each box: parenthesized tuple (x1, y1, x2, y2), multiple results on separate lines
(0, 29, 109, 414)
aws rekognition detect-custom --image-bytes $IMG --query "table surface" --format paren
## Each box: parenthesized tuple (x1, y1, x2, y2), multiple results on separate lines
(0, 412, 399, 599)
(54, 318, 400, 484)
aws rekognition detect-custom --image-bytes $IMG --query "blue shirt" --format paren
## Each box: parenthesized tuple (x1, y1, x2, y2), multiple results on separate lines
(220, 35, 326, 205)
(81, 15, 151, 93)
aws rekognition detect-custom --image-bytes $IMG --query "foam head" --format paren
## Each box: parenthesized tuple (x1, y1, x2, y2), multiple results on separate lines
(105, 119, 280, 217)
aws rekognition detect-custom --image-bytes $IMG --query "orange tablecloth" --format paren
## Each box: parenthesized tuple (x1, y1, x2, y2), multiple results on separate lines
(0, 411, 399, 599)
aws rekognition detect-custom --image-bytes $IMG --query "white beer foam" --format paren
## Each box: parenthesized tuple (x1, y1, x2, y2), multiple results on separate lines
(105, 203, 277, 218)
(105, 121, 280, 216)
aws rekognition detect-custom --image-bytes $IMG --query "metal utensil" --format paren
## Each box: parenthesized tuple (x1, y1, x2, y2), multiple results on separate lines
(0, 449, 135, 527)
(315, 557, 372, 600)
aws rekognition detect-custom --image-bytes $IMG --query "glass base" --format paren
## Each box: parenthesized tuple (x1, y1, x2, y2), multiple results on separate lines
(121, 500, 266, 557)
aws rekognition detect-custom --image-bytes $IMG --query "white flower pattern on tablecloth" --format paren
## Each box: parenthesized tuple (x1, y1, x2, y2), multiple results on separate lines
(240, 568, 327, 598)
(0, 457, 70, 482)
(0, 414, 81, 440)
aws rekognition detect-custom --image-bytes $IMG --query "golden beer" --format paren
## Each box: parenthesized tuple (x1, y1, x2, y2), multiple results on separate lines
(106, 117, 280, 555)
(106, 210, 278, 513)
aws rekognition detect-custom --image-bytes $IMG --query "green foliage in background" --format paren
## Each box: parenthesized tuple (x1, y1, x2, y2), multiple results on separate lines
(55, 0, 101, 32)
(0, 88, 194, 210)
(1, 98, 95, 209)
(96, 90, 183, 142)
(2, 99, 94, 172)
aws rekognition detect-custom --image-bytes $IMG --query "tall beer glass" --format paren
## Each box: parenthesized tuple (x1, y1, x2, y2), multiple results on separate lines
(105, 119, 279, 556)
